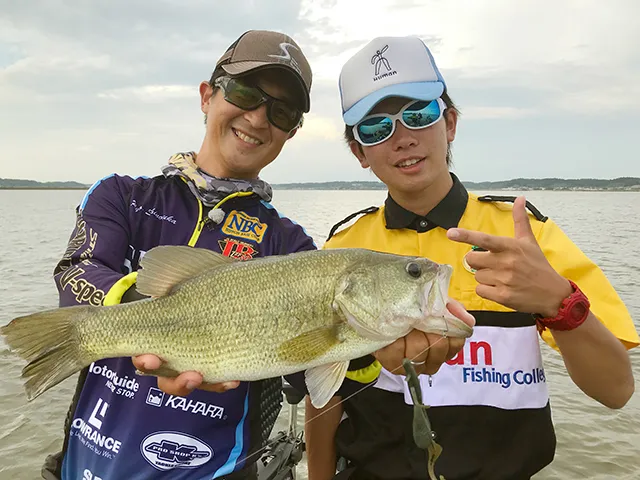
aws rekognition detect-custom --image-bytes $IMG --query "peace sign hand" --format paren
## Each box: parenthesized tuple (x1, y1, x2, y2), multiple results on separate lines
(446, 196, 572, 318)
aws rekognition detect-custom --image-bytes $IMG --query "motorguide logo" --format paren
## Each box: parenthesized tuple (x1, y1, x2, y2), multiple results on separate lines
(141, 431, 213, 471)
(89, 362, 140, 399)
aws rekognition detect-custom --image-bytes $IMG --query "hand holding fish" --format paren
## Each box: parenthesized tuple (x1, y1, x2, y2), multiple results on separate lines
(132, 355, 240, 396)
(374, 299, 474, 376)
(446, 196, 572, 317)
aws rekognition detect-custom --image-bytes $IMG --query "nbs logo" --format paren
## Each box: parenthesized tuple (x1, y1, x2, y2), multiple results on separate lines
(141, 432, 213, 471)
(221, 211, 268, 243)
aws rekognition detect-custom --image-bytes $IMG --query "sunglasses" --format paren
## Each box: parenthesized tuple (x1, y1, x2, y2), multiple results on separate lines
(353, 98, 446, 146)
(214, 76, 303, 132)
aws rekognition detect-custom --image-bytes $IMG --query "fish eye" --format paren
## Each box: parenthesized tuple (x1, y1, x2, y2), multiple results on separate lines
(406, 262, 422, 278)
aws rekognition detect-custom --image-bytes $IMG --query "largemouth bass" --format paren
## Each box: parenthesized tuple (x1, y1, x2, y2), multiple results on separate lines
(1, 246, 473, 408)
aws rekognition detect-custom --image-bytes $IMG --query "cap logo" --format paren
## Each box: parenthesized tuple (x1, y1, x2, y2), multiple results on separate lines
(268, 42, 302, 75)
(371, 45, 397, 82)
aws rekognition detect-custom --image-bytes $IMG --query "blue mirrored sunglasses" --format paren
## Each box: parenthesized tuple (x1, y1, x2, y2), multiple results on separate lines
(353, 98, 446, 146)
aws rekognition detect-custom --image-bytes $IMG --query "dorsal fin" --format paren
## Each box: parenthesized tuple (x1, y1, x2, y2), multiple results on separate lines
(137, 245, 235, 297)
(326, 206, 379, 241)
(477, 195, 548, 222)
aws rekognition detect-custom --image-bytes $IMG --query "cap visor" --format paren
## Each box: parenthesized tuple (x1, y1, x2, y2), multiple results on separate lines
(343, 82, 444, 125)
(221, 62, 310, 112)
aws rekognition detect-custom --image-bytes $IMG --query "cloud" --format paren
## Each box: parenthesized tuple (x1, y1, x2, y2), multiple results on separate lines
(1, 0, 639, 184)
(300, 114, 343, 140)
(98, 85, 195, 102)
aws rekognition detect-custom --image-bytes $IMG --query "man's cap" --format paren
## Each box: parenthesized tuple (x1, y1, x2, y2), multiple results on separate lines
(339, 36, 447, 125)
(214, 30, 313, 112)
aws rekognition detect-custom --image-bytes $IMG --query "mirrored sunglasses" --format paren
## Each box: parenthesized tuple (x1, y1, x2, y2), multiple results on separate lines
(353, 98, 446, 146)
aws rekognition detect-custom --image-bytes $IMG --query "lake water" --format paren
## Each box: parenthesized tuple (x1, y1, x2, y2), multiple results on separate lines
(0, 189, 639, 479)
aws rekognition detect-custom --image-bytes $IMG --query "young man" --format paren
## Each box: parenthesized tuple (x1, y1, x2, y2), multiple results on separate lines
(305, 36, 639, 480)
(42, 30, 317, 480)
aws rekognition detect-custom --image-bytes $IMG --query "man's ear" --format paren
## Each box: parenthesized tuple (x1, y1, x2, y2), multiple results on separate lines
(200, 81, 214, 114)
(349, 141, 369, 169)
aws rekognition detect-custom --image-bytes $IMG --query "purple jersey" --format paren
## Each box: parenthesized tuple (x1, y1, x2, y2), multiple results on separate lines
(47, 173, 316, 480)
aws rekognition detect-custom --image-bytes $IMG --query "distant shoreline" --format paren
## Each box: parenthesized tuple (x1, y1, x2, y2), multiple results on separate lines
(1, 177, 640, 192)
(2, 187, 639, 192)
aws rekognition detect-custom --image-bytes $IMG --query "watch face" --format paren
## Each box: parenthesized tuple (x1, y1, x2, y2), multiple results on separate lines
(569, 300, 589, 322)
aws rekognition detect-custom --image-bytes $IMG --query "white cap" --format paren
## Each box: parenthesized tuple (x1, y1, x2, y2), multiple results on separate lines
(339, 36, 447, 125)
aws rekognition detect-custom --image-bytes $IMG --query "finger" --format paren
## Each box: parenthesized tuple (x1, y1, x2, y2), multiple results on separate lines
(475, 284, 500, 303)
(512, 196, 536, 241)
(464, 251, 497, 272)
(132, 354, 162, 371)
(445, 299, 476, 327)
(157, 371, 205, 396)
(447, 228, 511, 253)
(446, 337, 466, 361)
(422, 332, 450, 375)
(403, 330, 431, 375)
(199, 381, 241, 393)
(373, 338, 406, 375)
(473, 268, 499, 288)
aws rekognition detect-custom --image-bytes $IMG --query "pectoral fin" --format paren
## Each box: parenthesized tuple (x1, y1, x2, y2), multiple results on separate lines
(305, 361, 349, 409)
(277, 326, 341, 363)
(137, 245, 236, 297)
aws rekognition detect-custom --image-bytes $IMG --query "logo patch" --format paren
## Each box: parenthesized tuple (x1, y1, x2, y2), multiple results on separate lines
(371, 44, 397, 81)
(70, 397, 122, 459)
(146, 387, 165, 407)
(462, 245, 486, 274)
(221, 210, 268, 243)
(218, 238, 259, 260)
(268, 42, 302, 75)
(141, 431, 213, 471)
(89, 362, 139, 399)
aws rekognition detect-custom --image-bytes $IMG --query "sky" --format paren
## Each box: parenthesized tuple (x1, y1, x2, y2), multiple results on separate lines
(1, 0, 639, 185)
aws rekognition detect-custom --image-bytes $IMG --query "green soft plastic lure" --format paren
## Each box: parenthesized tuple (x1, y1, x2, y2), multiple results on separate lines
(403, 358, 446, 480)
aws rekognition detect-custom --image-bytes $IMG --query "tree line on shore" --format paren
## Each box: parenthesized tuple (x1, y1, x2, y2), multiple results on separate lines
(2, 177, 639, 191)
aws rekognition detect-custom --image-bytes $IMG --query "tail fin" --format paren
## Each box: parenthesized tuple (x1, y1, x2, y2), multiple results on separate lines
(1, 306, 90, 401)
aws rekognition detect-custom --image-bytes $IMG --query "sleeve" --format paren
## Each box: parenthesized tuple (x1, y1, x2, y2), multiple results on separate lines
(53, 175, 137, 308)
(276, 215, 317, 254)
(535, 218, 640, 350)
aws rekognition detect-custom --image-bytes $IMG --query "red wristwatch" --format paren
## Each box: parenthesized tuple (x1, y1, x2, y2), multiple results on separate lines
(535, 280, 590, 333)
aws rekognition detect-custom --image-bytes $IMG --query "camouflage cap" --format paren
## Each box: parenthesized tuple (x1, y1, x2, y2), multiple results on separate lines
(214, 30, 313, 112)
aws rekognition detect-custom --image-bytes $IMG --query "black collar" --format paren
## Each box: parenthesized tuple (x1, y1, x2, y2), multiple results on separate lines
(384, 173, 469, 232)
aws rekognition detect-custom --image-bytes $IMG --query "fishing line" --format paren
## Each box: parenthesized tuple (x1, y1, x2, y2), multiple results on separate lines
(232, 335, 449, 469)
(303, 335, 447, 425)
